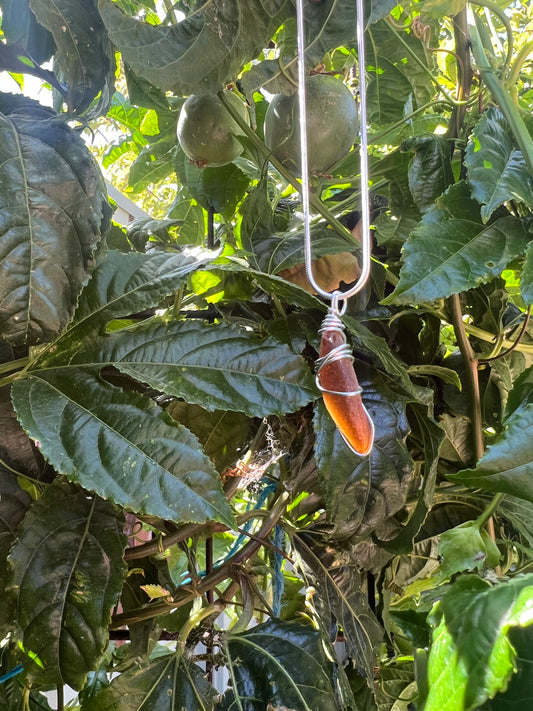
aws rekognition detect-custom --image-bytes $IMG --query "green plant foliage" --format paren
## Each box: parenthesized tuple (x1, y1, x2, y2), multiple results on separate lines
(450, 402, 533, 502)
(11, 371, 235, 526)
(438, 520, 501, 579)
(0, 470, 32, 636)
(1, 0, 533, 707)
(97, 0, 293, 95)
(224, 619, 355, 710)
(0, 104, 110, 345)
(465, 107, 533, 222)
(385, 182, 532, 305)
(425, 575, 533, 711)
(83, 651, 218, 710)
(29, 0, 115, 114)
(8, 479, 127, 689)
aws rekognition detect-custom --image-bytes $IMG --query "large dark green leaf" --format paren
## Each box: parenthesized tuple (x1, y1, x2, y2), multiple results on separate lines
(368, 20, 433, 111)
(465, 107, 533, 223)
(11, 371, 235, 526)
(83, 651, 218, 710)
(402, 134, 454, 214)
(224, 619, 355, 711)
(314, 400, 371, 540)
(449, 402, 533, 503)
(0, 470, 32, 636)
(0, 107, 110, 346)
(293, 534, 383, 681)
(47, 320, 317, 418)
(384, 182, 532, 305)
(29, 0, 115, 114)
(480, 626, 533, 709)
(8, 479, 127, 689)
(39, 249, 215, 354)
(375, 403, 443, 554)
(0, 0, 54, 64)
(425, 574, 533, 711)
(314, 364, 415, 541)
(97, 0, 292, 95)
(0, 385, 44, 478)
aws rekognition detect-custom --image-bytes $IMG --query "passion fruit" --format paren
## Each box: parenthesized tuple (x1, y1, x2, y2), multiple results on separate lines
(264, 74, 358, 176)
(177, 91, 249, 168)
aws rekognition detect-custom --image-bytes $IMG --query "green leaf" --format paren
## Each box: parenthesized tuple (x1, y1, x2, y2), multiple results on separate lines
(166, 402, 251, 472)
(0, 470, 32, 636)
(97, 0, 292, 95)
(479, 626, 533, 709)
(402, 134, 454, 214)
(375, 661, 417, 711)
(504, 364, 533, 417)
(0, 0, 54, 64)
(0, 384, 44, 478)
(450, 402, 533, 503)
(29, 0, 115, 114)
(8, 479, 127, 689)
(293, 534, 383, 681)
(375, 404, 443, 554)
(438, 520, 501, 579)
(128, 140, 176, 193)
(83, 651, 218, 711)
(465, 107, 533, 223)
(224, 619, 355, 711)
(11, 370, 235, 526)
(367, 57, 415, 125)
(175, 149, 250, 220)
(56, 320, 317, 418)
(425, 574, 533, 711)
(314, 400, 371, 539)
(0, 109, 110, 346)
(241, 0, 366, 95)
(44, 249, 215, 352)
(314, 364, 415, 541)
(384, 182, 532, 305)
(522, 242, 533, 305)
(407, 365, 462, 389)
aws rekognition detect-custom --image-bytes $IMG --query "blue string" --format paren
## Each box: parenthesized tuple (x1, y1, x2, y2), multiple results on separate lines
(0, 664, 23, 685)
(272, 524, 285, 617)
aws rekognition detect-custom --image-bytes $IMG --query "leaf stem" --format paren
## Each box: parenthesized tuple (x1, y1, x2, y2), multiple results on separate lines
(476, 492, 505, 529)
(217, 91, 355, 246)
(478, 305, 532, 362)
(0, 357, 29, 375)
(176, 602, 223, 653)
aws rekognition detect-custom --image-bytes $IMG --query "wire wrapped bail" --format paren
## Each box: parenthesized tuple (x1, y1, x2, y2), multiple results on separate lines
(316, 301, 375, 456)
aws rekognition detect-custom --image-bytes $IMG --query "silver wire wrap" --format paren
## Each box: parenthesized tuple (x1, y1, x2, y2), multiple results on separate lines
(296, 0, 372, 303)
(315, 307, 363, 397)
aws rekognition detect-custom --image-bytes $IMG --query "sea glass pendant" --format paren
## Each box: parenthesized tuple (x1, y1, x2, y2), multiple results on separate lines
(316, 307, 374, 456)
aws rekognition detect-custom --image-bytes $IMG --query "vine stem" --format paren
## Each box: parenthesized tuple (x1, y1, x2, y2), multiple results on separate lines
(0, 356, 29, 376)
(468, 7, 533, 176)
(110, 492, 290, 628)
(476, 492, 505, 530)
(216, 91, 355, 247)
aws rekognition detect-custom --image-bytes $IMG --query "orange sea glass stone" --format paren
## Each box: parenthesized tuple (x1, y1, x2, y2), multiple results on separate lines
(318, 326, 374, 456)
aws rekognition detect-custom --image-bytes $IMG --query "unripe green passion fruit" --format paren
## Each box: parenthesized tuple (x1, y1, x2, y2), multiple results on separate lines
(264, 74, 358, 176)
(177, 91, 249, 168)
